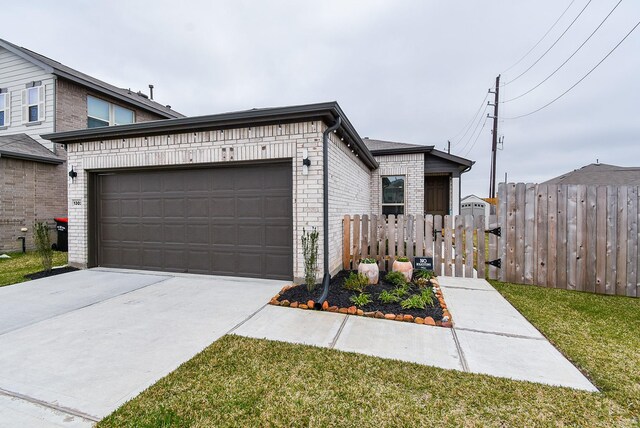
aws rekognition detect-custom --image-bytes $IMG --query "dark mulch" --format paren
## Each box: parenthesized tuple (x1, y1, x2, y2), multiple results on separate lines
(25, 266, 79, 280)
(279, 270, 444, 321)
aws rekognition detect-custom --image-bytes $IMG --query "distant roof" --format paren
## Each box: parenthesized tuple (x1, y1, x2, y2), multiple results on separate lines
(541, 163, 640, 186)
(362, 138, 425, 151)
(363, 138, 474, 169)
(0, 38, 184, 119)
(0, 134, 63, 164)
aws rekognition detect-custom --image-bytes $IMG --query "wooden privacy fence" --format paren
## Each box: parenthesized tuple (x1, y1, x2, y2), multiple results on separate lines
(342, 214, 486, 278)
(497, 183, 639, 298)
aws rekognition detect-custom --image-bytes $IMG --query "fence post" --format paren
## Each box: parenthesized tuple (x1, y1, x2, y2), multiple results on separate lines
(477, 215, 486, 279)
(342, 215, 351, 270)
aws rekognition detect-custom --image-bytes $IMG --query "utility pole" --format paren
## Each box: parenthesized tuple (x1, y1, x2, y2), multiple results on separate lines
(488, 75, 500, 198)
(447, 140, 451, 154)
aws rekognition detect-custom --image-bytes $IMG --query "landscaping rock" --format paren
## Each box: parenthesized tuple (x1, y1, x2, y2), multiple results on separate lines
(328, 306, 339, 312)
(338, 308, 349, 314)
(322, 301, 329, 310)
(356, 309, 364, 316)
(374, 311, 385, 319)
(299, 304, 308, 309)
(281, 300, 290, 307)
(307, 300, 315, 308)
(347, 306, 357, 315)
(364, 311, 375, 317)
(395, 314, 404, 321)
(384, 313, 396, 320)
(414, 317, 425, 324)
(424, 317, 436, 326)
(403, 314, 414, 322)
(290, 302, 299, 308)
(441, 321, 453, 328)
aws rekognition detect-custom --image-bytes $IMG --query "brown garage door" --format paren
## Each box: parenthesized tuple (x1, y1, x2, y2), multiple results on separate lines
(95, 162, 293, 280)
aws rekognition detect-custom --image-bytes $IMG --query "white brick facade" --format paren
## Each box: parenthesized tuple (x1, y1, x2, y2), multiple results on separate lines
(66, 120, 373, 281)
(370, 153, 424, 216)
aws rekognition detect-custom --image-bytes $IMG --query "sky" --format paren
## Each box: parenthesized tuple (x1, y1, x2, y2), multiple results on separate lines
(4, 0, 639, 197)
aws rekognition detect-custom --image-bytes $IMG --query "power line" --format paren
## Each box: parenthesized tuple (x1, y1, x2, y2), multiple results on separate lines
(501, 0, 577, 74)
(456, 102, 489, 155)
(502, 0, 623, 103)
(502, 0, 593, 86)
(462, 116, 489, 158)
(450, 92, 490, 146)
(504, 18, 640, 120)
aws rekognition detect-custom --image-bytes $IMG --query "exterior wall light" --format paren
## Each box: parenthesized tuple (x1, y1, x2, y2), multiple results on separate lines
(69, 166, 78, 180)
(302, 149, 311, 175)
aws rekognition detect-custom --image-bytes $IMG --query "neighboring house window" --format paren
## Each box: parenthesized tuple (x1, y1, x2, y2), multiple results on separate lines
(382, 175, 405, 215)
(0, 93, 8, 126)
(21, 85, 44, 123)
(87, 95, 134, 128)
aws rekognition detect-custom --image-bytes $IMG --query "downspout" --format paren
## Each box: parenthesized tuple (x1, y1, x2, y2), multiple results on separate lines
(315, 116, 341, 309)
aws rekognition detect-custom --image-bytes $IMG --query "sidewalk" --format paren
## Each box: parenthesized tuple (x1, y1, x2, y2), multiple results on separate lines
(233, 276, 597, 392)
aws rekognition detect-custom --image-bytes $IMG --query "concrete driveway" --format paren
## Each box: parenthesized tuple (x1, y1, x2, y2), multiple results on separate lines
(0, 268, 287, 427)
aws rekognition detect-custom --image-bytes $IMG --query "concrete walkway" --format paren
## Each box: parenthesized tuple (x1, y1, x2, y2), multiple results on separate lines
(235, 276, 598, 392)
(0, 268, 287, 427)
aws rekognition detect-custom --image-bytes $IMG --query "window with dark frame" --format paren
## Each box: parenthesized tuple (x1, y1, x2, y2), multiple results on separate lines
(381, 175, 405, 216)
(27, 87, 39, 122)
(0, 93, 5, 126)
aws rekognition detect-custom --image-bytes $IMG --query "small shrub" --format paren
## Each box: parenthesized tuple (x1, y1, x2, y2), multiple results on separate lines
(350, 293, 372, 308)
(392, 285, 410, 299)
(33, 221, 53, 273)
(378, 290, 401, 304)
(401, 294, 426, 310)
(396, 256, 409, 262)
(343, 272, 369, 293)
(301, 227, 319, 292)
(360, 258, 376, 264)
(420, 288, 434, 306)
(414, 269, 435, 280)
(385, 271, 407, 287)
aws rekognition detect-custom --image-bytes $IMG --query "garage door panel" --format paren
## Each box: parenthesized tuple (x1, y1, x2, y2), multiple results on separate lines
(187, 198, 209, 217)
(142, 199, 163, 218)
(236, 197, 263, 218)
(97, 162, 292, 279)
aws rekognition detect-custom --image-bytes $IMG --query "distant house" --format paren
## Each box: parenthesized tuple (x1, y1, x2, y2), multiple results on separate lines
(541, 163, 640, 186)
(460, 194, 490, 227)
(363, 138, 474, 217)
(0, 38, 183, 251)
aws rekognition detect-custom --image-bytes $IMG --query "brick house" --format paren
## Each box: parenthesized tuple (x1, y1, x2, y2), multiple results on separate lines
(0, 38, 183, 251)
(44, 102, 473, 282)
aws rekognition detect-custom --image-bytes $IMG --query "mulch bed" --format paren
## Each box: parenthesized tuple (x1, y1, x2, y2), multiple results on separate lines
(25, 266, 79, 280)
(270, 270, 453, 327)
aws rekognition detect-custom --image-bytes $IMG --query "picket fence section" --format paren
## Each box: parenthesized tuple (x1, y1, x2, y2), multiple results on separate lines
(342, 214, 485, 278)
(497, 183, 639, 298)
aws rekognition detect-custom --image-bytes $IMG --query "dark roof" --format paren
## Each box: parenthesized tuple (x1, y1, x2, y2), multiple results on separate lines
(43, 102, 379, 170)
(363, 138, 474, 169)
(0, 134, 63, 164)
(542, 163, 640, 186)
(0, 38, 183, 119)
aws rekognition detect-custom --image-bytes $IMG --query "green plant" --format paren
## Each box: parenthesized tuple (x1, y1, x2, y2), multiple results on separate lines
(420, 288, 434, 306)
(378, 290, 401, 304)
(400, 294, 427, 310)
(392, 285, 410, 299)
(414, 269, 435, 280)
(349, 293, 372, 308)
(360, 258, 376, 264)
(396, 256, 409, 263)
(343, 272, 369, 293)
(33, 221, 53, 273)
(385, 271, 407, 287)
(301, 227, 319, 292)
(414, 277, 431, 289)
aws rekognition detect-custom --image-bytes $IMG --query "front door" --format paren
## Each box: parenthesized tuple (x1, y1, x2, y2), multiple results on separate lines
(425, 175, 450, 216)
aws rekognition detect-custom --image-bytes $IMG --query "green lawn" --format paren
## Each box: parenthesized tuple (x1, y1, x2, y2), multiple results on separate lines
(99, 282, 639, 427)
(0, 251, 68, 287)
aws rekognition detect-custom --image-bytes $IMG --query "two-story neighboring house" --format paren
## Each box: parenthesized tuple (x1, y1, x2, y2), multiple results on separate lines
(0, 38, 183, 251)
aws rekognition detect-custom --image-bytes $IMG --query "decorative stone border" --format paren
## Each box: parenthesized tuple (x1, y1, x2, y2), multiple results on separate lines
(269, 277, 453, 328)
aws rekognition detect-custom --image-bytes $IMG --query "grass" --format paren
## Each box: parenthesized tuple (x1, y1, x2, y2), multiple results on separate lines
(99, 282, 639, 427)
(0, 251, 68, 287)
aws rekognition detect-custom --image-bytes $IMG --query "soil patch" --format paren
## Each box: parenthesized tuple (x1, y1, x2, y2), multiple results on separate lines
(25, 266, 79, 280)
(273, 270, 450, 326)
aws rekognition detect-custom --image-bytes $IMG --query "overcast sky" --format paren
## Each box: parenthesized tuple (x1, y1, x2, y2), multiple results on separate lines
(5, 0, 639, 197)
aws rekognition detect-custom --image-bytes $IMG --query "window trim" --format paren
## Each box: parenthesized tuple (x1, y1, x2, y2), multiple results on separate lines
(26, 87, 39, 122)
(381, 175, 406, 216)
(87, 95, 135, 128)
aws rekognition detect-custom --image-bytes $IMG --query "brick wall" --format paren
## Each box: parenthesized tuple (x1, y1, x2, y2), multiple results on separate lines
(66, 121, 339, 280)
(370, 153, 424, 216)
(55, 78, 166, 133)
(327, 129, 372, 274)
(0, 157, 68, 252)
